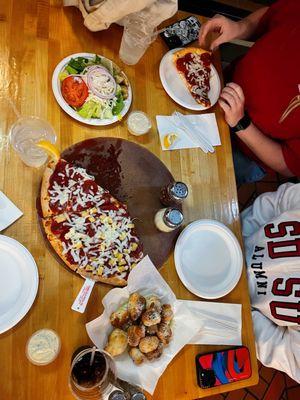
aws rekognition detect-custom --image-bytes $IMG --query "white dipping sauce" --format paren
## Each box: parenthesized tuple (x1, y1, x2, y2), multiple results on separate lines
(26, 329, 60, 365)
(127, 111, 151, 136)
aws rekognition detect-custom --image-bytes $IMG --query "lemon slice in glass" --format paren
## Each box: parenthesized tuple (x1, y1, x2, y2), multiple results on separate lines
(36, 140, 60, 161)
(163, 133, 178, 149)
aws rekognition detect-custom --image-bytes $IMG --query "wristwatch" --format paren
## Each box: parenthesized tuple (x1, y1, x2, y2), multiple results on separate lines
(231, 112, 251, 133)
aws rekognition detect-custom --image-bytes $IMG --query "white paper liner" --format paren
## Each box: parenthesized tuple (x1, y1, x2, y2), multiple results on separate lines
(86, 256, 242, 395)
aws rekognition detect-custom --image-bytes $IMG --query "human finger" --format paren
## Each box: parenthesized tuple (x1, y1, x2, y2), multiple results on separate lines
(226, 82, 245, 101)
(218, 98, 231, 113)
(198, 18, 222, 47)
(210, 35, 226, 51)
(223, 86, 242, 103)
(219, 91, 237, 108)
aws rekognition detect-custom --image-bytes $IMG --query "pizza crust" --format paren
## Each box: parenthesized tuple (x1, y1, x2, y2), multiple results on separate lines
(42, 218, 78, 272)
(79, 268, 127, 287)
(173, 47, 210, 60)
(41, 159, 59, 218)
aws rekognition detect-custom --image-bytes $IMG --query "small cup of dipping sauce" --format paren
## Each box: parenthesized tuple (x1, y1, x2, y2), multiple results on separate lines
(126, 111, 152, 136)
(26, 329, 61, 366)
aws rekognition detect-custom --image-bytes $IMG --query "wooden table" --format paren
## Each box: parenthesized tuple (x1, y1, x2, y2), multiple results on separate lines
(0, 2, 258, 399)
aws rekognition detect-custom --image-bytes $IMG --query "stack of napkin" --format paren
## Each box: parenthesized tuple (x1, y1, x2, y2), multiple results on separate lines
(0, 191, 23, 231)
(156, 111, 221, 153)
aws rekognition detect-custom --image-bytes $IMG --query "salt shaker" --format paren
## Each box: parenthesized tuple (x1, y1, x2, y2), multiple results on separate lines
(154, 207, 183, 232)
(160, 181, 188, 207)
(131, 394, 146, 400)
(108, 390, 127, 400)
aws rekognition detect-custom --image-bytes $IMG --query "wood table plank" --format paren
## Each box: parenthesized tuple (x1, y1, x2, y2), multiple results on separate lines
(0, 2, 258, 399)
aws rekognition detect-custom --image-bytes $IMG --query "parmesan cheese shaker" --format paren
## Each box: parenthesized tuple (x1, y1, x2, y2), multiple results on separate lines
(154, 207, 183, 232)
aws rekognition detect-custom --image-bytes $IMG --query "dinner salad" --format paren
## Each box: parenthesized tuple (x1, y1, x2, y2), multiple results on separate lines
(58, 54, 129, 120)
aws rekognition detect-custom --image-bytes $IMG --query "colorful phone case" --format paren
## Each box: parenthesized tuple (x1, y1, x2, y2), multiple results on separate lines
(196, 347, 252, 389)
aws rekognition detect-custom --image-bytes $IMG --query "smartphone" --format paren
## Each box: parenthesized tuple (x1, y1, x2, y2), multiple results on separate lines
(160, 16, 201, 49)
(196, 346, 252, 389)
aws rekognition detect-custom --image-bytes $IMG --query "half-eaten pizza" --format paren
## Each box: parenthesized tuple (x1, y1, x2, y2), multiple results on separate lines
(173, 47, 212, 108)
(40, 159, 143, 286)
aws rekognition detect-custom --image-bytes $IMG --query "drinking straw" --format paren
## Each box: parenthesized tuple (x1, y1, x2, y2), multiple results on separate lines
(89, 346, 96, 366)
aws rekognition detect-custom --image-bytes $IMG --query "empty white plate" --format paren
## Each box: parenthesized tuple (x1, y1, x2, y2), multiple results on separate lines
(174, 220, 243, 299)
(0, 235, 39, 334)
(159, 48, 221, 111)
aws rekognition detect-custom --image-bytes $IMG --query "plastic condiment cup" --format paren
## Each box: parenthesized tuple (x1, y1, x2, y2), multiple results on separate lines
(26, 329, 61, 366)
(126, 111, 152, 136)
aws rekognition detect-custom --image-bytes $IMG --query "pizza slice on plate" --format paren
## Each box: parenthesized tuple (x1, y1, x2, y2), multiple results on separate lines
(41, 159, 143, 286)
(173, 47, 212, 108)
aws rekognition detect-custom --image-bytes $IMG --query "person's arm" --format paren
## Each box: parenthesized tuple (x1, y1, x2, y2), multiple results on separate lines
(237, 123, 293, 177)
(199, 7, 268, 50)
(219, 82, 294, 176)
(252, 310, 300, 383)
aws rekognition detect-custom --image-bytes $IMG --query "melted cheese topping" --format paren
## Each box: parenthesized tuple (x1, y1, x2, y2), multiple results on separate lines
(47, 160, 143, 280)
(184, 53, 210, 100)
(57, 206, 142, 279)
(49, 162, 106, 212)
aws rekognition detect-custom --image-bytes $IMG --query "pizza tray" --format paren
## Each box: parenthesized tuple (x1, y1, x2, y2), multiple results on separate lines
(38, 137, 180, 281)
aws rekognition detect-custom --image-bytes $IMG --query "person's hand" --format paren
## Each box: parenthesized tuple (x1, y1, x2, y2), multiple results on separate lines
(198, 14, 244, 51)
(218, 83, 245, 127)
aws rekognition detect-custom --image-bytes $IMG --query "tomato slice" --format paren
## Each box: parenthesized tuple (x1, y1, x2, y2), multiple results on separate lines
(61, 76, 89, 108)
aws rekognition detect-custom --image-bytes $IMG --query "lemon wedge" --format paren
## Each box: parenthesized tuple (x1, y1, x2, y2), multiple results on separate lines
(163, 133, 178, 149)
(37, 140, 60, 161)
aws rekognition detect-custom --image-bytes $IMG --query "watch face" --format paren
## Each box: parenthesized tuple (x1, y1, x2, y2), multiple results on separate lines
(236, 122, 244, 131)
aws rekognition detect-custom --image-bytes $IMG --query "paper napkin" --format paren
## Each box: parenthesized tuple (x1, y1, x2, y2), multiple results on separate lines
(0, 191, 23, 231)
(156, 113, 221, 151)
(184, 300, 242, 346)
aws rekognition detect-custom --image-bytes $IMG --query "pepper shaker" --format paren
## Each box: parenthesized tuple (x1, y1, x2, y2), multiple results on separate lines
(160, 181, 188, 207)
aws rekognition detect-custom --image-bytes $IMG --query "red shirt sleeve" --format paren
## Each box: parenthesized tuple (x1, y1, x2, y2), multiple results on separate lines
(282, 139, 300, 176)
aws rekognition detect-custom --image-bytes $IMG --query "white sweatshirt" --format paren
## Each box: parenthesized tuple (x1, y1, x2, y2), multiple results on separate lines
(242, 183, 300, 382)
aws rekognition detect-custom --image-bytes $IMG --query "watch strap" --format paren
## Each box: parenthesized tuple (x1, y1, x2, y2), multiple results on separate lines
(232, 112, 251, 133)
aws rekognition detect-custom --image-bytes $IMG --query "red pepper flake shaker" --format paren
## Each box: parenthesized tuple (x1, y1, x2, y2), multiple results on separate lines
(160, 181, 188, 207)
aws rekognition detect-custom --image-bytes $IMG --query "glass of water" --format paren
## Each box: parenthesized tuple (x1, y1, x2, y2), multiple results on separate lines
(119, 14, 157, 65)
(9, 116, 56, 168)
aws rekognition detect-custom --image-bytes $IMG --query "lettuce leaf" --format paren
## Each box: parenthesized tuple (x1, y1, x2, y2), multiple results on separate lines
(112, 94, 124, 116)
(77, 100, 99, 119)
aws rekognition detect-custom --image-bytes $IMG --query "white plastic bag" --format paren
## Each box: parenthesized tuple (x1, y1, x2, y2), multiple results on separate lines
(63, 0, 178, 32)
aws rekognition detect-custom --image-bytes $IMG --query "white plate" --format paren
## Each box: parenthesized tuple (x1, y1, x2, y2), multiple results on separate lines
(0, 235, 39, 334)
(52, 53, 132, 126)
(159, 48, 221, 111)
(174, 220, 243, 299)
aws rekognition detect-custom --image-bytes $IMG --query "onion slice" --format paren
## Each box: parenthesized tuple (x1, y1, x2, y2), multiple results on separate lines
(84, 66, 117, 99)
